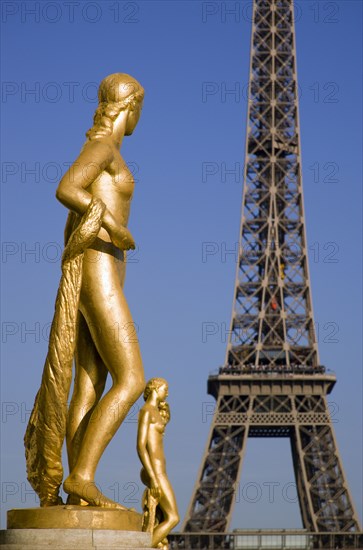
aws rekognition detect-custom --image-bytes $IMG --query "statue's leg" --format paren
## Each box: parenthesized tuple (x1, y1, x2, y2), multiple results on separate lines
(63, 254, 145, 508)
(66, 311, 108, 473)
(151, 475, 179, 547)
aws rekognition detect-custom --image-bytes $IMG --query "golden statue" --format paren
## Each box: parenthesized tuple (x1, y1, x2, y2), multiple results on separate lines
(24, 73, 146, 509)
(137, 378, 179, 549)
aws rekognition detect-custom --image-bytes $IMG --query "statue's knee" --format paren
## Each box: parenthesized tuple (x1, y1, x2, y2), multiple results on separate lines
(113, 377, 143, 405)
(126, 374, 145, 402)
(169, 513, 179, 529)
(71, 386, 97, 411)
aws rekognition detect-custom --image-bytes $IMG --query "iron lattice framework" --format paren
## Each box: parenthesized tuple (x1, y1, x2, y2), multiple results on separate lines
(183, 0, 361, 539)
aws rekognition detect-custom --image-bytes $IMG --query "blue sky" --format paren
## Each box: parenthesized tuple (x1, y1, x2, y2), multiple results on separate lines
(1, 0, 362, 530)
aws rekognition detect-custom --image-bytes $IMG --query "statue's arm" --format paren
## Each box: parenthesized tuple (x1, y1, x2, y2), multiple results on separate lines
(137, 409, 159, 491)
(56, 141, 134, 250)
(56, 141, 113, 227)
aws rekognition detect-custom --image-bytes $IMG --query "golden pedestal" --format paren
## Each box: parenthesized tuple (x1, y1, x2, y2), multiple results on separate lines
(7, 505, 142, 530)
(1, 506, 153, 549)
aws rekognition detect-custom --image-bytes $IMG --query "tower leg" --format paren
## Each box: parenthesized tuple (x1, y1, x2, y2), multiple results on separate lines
(292, 400, 360, 531)
(183, 395, 250, 532)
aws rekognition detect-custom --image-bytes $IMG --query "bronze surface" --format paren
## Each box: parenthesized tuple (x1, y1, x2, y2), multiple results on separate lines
(8, 506, 142, 531)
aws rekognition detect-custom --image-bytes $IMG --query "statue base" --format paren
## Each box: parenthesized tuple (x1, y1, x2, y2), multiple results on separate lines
(1, 506, 153, 549)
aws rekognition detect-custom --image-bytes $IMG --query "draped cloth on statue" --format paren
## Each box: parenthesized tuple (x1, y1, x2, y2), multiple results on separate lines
(24, 198, 105, 506)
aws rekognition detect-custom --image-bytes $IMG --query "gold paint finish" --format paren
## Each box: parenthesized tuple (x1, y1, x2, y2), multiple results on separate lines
(137, 379, 179, 548)
(25, 73, 146, 510)
(7, 506, 142, 531)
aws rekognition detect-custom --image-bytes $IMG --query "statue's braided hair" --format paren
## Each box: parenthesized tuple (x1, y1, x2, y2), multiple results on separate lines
(143, 378, 168, 402)
(86, 73, 144, 140)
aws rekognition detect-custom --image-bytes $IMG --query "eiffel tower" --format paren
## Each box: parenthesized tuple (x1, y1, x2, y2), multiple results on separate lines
(182, 0, 361, 538)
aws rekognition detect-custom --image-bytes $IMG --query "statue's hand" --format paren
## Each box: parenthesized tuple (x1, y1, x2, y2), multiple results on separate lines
(110, 225, 136, 251)
(150, 481, 161, 501)
(103, 211, 135, 251)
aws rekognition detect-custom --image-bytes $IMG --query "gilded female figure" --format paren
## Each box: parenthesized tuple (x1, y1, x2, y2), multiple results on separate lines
(137, 378, 179, 548)
(56, 73, 145, 507)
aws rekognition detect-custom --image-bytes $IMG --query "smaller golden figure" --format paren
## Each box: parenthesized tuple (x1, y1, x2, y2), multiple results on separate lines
(137, 379, 179, 549)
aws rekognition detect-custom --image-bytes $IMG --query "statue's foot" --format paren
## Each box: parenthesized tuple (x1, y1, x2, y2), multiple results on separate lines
(63, 475, 127, 510)
(66, 493, 89, 506)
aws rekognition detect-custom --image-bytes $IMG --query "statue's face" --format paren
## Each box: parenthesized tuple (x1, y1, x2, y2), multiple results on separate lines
(125, 100, 143, 136)
(158, 383, 168, 400)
